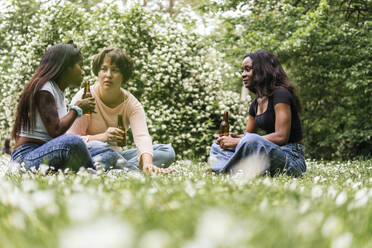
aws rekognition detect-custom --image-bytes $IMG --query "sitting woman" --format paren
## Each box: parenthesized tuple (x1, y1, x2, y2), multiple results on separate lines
(209, 49, 306, 177)
(68, 47, 175, 173)
(11, 42, 96, 171)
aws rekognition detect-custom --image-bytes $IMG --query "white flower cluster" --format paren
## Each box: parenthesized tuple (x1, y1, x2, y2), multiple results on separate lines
(0, 1, 250, 159)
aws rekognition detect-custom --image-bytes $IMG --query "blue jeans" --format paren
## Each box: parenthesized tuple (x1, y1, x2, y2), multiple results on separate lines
(86, 141, 176, 170)
(11, 134, 93, 171)
(209, 133, 306, 177)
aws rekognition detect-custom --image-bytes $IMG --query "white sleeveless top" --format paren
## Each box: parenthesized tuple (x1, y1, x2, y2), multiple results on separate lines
(19, 81, 67, 141)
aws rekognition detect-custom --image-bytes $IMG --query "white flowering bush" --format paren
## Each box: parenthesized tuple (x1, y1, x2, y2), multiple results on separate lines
(0, 1, 250, 159)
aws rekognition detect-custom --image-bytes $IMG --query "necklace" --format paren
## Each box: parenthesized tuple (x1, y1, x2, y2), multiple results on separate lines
(257, 96, 267, 104)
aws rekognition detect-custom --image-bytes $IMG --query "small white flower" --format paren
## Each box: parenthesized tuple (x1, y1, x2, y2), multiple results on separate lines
(22, 180, 37, 192)
(184, 180, 196, 198)
(311, 185, 323, 199)
(8, 211, 26, 230)
(196, 208, 235, 245)
(66, 193, 99, 222)
(32, 190, 55, 209)
(355, 188, 367, 200)
(39, 164, 49, 175)
(259, 198, 268, 212)
(331, 233, 353, 248)
(314, 176, 320, 183)
(59, 215, 134, 248)
(262, 177, 272, 186)
(232, 155, 269, 184)
(289, 181, 297, 191)
(348, 188, 369, 209)
(299, 200, 311, 214)
(322, 216, 343, 238)
(139, 229, 171, 248)
(336, 191, 347, 206)
(327, 186, 337, 199)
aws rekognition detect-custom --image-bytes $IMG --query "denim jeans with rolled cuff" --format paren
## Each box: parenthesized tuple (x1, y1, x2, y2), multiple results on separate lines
(11, 134, 93, 171)
(209, 132, 306, 177)
(86, 141, 176, 171)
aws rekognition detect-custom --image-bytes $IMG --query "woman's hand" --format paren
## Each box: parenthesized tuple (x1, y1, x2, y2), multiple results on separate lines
(141, 164, 172, 174)
(139, 153, 171, 174)
(213, 132, 242, 139)
(230, 132, 243, 138)
(75, 97, 96, 115)
(217, 135, 241, 149)
(103, 127, 125, 145)
(142, 163, 161, 174)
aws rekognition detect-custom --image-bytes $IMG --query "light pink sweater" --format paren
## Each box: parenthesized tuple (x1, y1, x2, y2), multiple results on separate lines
(67, 84, 153, 156)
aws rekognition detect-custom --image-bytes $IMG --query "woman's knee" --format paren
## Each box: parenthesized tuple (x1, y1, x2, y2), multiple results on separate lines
(166, 144, 176, 163)
(240, 133, 262, 148)
(153, 144, 176, 167)
(61, 134, 86, 150)
(210, 141, 222, 153)
(86, 140, 114, 157)
(162, 144, 176, 165)
(87, 140, 109, 149)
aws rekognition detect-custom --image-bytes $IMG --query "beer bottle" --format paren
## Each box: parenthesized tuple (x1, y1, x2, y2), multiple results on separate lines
(117, 114, 126, 147)
(219, 111, 230, 137)
(82, 80, 92, 116)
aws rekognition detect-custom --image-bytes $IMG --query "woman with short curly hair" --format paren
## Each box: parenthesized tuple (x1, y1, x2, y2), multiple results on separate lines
(68, 47, 175, 173)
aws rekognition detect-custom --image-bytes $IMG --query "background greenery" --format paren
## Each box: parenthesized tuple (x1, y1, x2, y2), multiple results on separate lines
(0, 0, 249, 160)
(201, 0, 372, 159)
(0, 0, 371, 160)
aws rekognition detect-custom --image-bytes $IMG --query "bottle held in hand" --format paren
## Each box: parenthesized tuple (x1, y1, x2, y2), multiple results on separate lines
(117, 114, 126, 147)
(219, 111, 230, 137)
(82, 80, 92, 116)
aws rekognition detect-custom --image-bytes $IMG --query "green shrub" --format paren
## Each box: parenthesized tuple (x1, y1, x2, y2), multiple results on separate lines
(206, 0, 372, 159)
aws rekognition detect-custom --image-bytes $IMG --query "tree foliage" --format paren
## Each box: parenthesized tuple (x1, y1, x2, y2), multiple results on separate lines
(205, 0, 372, 159)
(0, 0, 250, 159)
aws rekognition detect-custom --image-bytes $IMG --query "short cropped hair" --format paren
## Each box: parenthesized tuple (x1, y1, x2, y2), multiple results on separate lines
(92, 47, 134, 83)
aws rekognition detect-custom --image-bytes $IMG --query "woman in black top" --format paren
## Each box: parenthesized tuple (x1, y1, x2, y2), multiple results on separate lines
(209, 49, 306, 176)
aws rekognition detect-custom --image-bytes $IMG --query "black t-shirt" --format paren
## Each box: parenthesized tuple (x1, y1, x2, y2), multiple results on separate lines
(249, 87, 303, 143)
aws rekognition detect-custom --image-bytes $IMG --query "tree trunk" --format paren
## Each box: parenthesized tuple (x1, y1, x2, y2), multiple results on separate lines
(241, 85, 249, 101)
(169, 0, 175, 16)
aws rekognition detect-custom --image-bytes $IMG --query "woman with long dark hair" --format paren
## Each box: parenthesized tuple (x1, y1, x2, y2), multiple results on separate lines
(11, 42, 95, 171)
(209, 49, 306, 176)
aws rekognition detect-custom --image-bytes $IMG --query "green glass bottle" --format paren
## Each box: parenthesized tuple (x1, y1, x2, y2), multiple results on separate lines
(117, 114, 126, 147)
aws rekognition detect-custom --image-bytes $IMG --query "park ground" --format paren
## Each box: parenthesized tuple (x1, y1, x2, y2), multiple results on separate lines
(0, 156, 371, 248)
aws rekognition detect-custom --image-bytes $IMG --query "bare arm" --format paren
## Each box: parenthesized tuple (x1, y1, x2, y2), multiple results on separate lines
(245, 115, 257, 133)
(37, 91, 77, 137)
(263, 103, 291, 145)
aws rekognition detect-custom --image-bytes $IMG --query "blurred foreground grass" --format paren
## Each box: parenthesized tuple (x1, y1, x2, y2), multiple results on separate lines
(0, 156, 371, 248)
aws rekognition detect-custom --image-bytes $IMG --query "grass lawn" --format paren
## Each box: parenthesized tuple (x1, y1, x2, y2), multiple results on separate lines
(0, 156, 371, 248)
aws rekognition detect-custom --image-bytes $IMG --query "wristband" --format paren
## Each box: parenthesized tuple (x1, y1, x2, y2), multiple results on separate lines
(68, 104, 83, 118)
